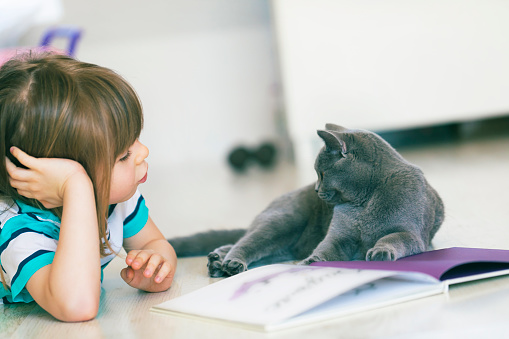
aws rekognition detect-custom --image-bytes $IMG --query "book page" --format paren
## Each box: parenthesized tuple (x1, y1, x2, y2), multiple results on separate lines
(277, 276, 445, 331)
(152, 264, 438, 329)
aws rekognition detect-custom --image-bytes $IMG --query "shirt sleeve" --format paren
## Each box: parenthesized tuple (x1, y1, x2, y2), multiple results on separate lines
(0, 215, 58, 303)
(121, 190, 149, 238)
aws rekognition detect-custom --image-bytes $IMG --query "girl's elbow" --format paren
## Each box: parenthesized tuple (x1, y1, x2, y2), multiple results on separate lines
(55, 297, 100, 322)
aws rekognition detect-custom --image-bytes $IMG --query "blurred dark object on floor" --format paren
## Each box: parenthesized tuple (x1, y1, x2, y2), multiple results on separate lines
(228, 142, 277, 172)
(378, 115, 509, 149)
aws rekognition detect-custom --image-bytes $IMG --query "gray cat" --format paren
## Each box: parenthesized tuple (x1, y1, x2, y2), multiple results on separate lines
(169, 124, 444, 277)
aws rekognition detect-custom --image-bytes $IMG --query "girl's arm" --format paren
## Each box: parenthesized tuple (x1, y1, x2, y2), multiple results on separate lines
(121, 216, 177, 292)
(7, 147, 102, 322)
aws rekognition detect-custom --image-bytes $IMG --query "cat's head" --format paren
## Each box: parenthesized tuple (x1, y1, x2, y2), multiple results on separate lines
(314, 123, 393, 204)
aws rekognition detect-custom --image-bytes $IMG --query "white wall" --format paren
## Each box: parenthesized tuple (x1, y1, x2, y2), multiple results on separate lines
(19, 0, 281, 167)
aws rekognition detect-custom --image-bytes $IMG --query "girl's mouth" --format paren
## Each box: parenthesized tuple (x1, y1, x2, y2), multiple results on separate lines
(139, 172, 148, 183)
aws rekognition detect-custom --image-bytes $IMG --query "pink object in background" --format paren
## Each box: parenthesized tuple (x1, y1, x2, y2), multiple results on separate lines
(0, 26, 81, 66)
(0, 46, 61, 66)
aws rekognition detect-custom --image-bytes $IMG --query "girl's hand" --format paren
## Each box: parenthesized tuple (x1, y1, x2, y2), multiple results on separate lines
(5, 147, 90, 209)
(120, 249, 174, 292)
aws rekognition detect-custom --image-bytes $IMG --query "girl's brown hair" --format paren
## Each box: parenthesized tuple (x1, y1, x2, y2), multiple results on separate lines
(0, 52, 143, 259)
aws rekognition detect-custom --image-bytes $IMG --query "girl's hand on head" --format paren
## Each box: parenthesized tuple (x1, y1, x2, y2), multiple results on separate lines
(5, 147, 92, 209)
(120, 249, 174, 292)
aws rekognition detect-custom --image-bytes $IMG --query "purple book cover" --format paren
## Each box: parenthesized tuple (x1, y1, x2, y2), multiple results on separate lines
(310, 247, 509, 281)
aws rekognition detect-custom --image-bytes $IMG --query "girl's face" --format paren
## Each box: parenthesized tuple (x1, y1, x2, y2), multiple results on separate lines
(109, 140, 149, 204)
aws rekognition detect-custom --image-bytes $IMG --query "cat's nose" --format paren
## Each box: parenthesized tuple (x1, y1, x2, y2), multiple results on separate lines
(314, 182, 320, 192)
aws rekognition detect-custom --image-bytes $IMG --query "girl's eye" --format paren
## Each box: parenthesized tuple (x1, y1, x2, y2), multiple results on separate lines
(119, 151, 131, 162)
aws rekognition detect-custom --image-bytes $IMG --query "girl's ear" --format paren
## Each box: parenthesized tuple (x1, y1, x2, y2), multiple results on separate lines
(317, 130, 347, 157)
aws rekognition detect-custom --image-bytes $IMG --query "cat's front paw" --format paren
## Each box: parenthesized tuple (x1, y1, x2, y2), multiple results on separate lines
(222, 259, 247, 276)
(207, 252, 227, 277)
(299, 255, 324, 265)
(366, 246, 396, 261)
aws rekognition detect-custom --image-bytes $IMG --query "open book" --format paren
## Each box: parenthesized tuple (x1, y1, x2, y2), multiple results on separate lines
(151, 247, 509, 332)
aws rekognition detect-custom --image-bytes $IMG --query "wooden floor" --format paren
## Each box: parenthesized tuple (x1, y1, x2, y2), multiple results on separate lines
(3, 128, 509, 338)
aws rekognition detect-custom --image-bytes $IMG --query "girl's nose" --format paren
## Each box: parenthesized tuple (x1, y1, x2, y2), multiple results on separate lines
(135, 140, 149, 163)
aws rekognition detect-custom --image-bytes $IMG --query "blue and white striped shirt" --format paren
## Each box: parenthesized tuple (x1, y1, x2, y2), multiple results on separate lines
(0, 190, 148, 304)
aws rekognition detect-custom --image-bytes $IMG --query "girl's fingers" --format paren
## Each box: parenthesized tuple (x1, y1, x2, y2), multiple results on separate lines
(125, 250, 173, 285)
(126, 250, 151, 270)
(5, 156, 15, 170)
(5, 156, 32, 182)
(10, 147, 36, 169)
(154, 262, 172, 283)
(5, 157, 22, 177)
(9, 176, 33, 194)
(125, 250, 141, 266)
(121, 267, 134, 282)
(8, 177, 22, 189)
(9, 175, 38, 193)
(143, 254, 164, 278)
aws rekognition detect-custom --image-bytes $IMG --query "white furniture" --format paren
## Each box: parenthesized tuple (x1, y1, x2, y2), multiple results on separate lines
(271, 0, 509, 181)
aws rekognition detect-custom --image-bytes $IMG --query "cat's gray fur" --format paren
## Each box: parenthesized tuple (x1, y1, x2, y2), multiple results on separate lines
(168, 124, 444, 277)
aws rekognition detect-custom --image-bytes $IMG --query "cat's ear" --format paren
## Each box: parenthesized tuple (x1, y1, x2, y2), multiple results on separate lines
(325, 123, 348, 133)
(317, 130, 347, 157)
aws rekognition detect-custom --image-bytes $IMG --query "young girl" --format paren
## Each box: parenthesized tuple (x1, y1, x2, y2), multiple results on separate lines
(0, 53, 177, 322)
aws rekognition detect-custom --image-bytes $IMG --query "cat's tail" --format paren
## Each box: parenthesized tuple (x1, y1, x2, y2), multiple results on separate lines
(167, 229, 246, 257)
